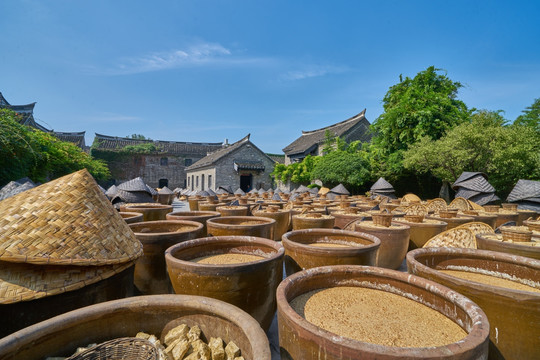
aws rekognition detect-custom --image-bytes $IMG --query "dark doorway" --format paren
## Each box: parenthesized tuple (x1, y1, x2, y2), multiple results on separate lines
(159, 179, 168, 188)
(240, 174, 252, 192)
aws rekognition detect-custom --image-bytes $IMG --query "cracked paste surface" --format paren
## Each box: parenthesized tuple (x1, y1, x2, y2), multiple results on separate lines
(290, 286, 467, 348)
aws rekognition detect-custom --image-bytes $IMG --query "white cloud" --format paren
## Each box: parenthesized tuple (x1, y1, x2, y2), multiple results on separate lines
(280, 64, 349, 81)
(99, 42, 272, 75)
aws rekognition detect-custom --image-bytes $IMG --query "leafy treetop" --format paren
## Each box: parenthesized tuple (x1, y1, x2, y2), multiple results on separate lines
(371, 66, 470, 153)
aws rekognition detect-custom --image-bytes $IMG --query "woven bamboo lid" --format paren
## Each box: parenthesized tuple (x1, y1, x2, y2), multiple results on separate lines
(449, 197, 470, 211)
(423, 228, 477, 249)
(426, 198, 447, 213)
(0, 260, 134, 304)
(0, 169, 143, 265)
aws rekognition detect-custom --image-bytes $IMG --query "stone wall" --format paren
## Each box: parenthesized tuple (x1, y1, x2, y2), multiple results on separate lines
(103, 154, 205, 189)
(215, 143, 275, 191)
(186, 168, 216, 192)
(186, 142, 276, 192)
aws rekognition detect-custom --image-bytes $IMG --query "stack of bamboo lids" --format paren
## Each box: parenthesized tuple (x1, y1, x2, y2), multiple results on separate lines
(0, 169, 142, 304)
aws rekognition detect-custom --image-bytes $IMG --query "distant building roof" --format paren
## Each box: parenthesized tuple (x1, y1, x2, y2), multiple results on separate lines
(267, 153, 285, 164)
(1, 92, 85, 148)
(53, 131, 86, 148)
(186, 134, 275, 171)
(283, 109, 371, 156)
(0, 92, 49, 132)
(92, 133, 224, 155)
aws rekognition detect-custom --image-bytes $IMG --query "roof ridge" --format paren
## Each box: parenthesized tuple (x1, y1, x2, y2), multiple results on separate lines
(94, 133, 223, 145)
(54, 131, 86, 136)
(301, 109, 366, 135)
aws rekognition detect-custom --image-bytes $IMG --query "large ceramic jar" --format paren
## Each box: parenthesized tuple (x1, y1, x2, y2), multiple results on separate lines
(476, 233, 540, 260)
(119, 211, 144, 224)
(129, 220, 203, 294)
(291, 213, 335, 230)
(252, 206, 291, 241)
(165, 236, 284, 330)
(281, 228, 380, 276)
(120, 203, 173, 221)
(394, 218, 447, 249)
(216, 205, 249, 217)
(277, 265, 489, 360)
(0, 295, 271, 360)
(206, 216, 275, 238)
(354, 220, 410, 269)
(407, 248, 540, 360)
(166, 210, 220, 236)
(426, 213, 474, 230)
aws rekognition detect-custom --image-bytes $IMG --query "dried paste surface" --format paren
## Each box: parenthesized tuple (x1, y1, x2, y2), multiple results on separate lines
(440, 270, 540, 293)
(290, 286, 467, 348)
(191, 253, 264, 264)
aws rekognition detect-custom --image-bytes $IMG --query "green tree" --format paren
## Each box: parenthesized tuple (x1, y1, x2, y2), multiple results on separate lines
(514, 98, 540, 131)
(0, 109, 110, 185)
(270, 155, 320, 185)
(372, 66, 470, 152)
(403, 110, 540, 197)
(127, 134, 151, 140)
(369, 67, 471, 182)
(311, 150, 371, 192)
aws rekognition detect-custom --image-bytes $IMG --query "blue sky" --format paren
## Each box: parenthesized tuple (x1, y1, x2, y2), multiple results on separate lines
(1, 0, 539, 153)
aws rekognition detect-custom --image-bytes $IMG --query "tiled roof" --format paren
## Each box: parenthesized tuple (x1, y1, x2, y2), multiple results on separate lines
(0, 92, 50, 132)
(92, 133, 223, 155)
(53, 131, 86, 148)
(187, 134, 275, 171)
(267, 153, 285, 164)
(282, 110, 371, 156)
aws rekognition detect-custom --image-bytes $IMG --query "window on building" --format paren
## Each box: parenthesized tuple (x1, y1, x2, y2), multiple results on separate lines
(184, 179, 187, 188)
(208, 175, 212, 189)
(191, 175, 194, 190)
(185, 158, 192, 166)
(160, 157, 168, 166)
(201, 174, 205, 191)
(196, 176, 199, 188)
(187, 177, 190, 187)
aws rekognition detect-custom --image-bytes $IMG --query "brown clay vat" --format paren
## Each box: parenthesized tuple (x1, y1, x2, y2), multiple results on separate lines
(426, 214, 474, 230)
(464, 212, 497, 229)
(277, 265, 489, 360)
(166, 210, 220, 236)
(407, 248, 540, 360)
(120, 203, 173, 221)
(129, 220, 203, 294)
(216, 205, 249, 216)
(354, 221, 410, 269)
(476, 233, 540, 260)
(0, 263, 134, 339)
(165, 236, 284, 330)
(394, 218, 447, 249)
(252, 208, 291, 241)
(291, 213, 335, 230)
(517, 210, 538, 225)
(206, 216, 275, 238)
(281, 229, 380, 276)
(494, 211, 519, 228)
(0, 295, 270, 360)
(331, 211, 369, 229)
(197, 201, 219, 211)
(119, 211, 144, 224)
(188, 197, 200, 210)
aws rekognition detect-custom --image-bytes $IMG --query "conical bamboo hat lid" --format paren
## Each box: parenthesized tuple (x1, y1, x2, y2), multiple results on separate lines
(0, 260, 134, 304)
(0, 169, 143, 265)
